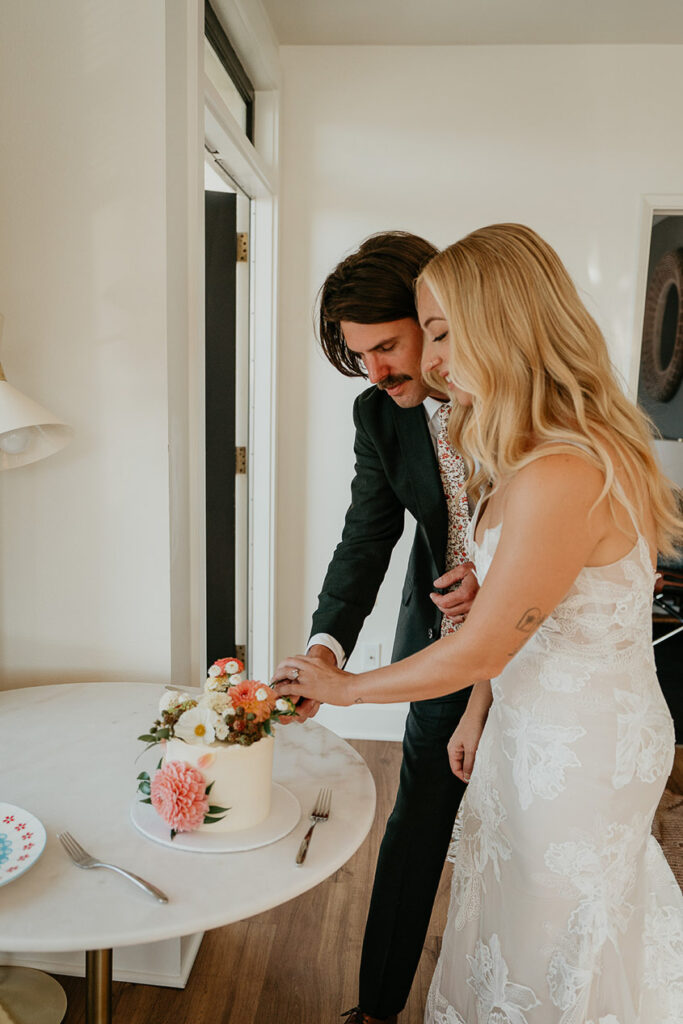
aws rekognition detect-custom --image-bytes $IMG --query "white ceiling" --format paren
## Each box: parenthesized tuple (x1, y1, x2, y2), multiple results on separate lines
(260, 0, 683, 45)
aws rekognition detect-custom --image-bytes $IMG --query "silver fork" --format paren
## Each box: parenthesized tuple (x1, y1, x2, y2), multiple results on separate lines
(57, 831, 168, 903)
(296, 787, 332, 865)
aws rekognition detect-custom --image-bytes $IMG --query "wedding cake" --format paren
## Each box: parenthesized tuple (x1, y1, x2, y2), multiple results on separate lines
(137, 658, 296, 838)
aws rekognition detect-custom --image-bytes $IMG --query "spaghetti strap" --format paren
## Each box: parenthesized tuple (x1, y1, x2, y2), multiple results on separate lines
(467, 488, 490, 551)
(610, 475, 645, 539)
(537, 438, 594, 457)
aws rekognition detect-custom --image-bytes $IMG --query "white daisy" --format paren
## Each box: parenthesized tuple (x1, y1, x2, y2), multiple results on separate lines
(174, 706, 219, 745)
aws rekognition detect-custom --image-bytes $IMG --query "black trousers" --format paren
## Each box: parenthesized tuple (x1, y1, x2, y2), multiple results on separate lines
(358, 693, 469, 1018)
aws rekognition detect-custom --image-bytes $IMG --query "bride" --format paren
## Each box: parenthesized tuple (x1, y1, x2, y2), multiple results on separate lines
(272, 223, 683, 1024)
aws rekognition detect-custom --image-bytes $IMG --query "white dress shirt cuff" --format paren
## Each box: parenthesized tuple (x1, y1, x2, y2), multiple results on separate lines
(306, 633, 346, 669)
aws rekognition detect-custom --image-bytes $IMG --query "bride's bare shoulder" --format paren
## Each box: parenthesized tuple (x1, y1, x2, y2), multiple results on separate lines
(505, 449, 605, 513)
(503, 444, 655, 560)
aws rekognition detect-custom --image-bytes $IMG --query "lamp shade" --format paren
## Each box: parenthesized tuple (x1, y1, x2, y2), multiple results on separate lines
(0, 313, 73, 470)
(0, 366, 73, 471)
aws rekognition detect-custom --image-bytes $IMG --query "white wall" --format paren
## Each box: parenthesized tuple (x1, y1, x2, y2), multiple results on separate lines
(275, 44, 683, 738)
(0, 0, 201, 688)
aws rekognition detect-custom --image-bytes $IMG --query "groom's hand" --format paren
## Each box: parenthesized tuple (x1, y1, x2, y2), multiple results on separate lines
(430, 562, 478, 624)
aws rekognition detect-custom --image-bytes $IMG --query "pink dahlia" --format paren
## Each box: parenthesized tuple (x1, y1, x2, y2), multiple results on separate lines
(151, 761, 209, 833)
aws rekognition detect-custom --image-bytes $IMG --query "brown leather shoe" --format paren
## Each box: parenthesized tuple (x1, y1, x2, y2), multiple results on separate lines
(341, 1008, 397, 1024)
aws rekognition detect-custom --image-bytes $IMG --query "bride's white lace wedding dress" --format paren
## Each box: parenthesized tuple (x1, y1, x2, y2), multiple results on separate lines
(426, 500, 683, 1024)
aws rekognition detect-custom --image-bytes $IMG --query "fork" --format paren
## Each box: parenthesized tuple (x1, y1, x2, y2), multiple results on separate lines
(296, 787, 332, 865)
(57, 831, 168, 903)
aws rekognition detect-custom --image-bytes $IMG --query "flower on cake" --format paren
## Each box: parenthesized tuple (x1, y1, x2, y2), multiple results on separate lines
(215, 657, 244, 675)
(139, 656, 297, 756)
(150, 761, 209, 833)
(174, 705, 219, 745)
(229, 679, 277, 723)
(204, 690, 232, 715)
(137, 758, 228, 839)
(159, 689, 194, 714)
(205, 656, 246, 692)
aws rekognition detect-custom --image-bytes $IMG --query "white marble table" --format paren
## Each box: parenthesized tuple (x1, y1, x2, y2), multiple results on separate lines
(0, 683, 376, 1023)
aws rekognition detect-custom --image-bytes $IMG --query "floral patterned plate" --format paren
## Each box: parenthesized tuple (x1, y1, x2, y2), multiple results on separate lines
(0, 803, 47, 886)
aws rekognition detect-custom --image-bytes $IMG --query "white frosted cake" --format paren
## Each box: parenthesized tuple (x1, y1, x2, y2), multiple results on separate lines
(163, 734, 274, 832)
(137, 657, 295, 838)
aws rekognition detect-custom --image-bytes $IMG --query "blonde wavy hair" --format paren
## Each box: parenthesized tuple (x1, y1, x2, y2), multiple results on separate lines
(418, 223, 682, 557)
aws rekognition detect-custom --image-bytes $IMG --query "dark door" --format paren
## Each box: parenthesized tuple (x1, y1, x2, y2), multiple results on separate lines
(205, 190, 237, 664)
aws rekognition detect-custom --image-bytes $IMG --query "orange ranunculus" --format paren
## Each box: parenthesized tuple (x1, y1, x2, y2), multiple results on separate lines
(229, 679, 276, 723)
(212, 656, 245, 675)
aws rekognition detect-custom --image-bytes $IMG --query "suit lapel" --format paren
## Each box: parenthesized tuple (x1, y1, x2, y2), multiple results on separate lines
(391, 403, 447, 574)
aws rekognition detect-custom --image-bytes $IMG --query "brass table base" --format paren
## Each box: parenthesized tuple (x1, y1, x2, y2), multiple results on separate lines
(86, 950, 112, 1024)
(0, 966, 67, 1024)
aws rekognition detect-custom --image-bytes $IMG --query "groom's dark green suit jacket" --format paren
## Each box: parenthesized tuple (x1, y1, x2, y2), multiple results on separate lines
(310, 384, 451, 664)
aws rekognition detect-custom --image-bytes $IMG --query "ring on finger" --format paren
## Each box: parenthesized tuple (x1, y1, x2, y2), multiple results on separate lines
(290, 668, 299, 680)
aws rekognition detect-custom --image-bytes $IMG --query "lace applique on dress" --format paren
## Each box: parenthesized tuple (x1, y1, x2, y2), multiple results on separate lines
(426, 508, 681, 1024)
(500, 702, 586, 810)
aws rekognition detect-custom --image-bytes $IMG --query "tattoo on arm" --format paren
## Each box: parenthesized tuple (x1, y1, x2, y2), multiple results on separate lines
(507, 607, 546, 657)
(354, 697, 364, 704)
(515, 607, 544, 632)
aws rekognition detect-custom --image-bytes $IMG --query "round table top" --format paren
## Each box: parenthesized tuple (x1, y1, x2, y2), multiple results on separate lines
(0, 682, 376, 952)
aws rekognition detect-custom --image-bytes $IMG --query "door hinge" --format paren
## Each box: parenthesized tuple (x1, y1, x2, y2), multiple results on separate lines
(236, 233, 248, 263)
(235, 446, 247, 474)
(235, 644, 246, 663)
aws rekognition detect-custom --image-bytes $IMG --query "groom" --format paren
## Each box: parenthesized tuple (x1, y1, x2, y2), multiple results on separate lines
(294, 232, 477, 1023)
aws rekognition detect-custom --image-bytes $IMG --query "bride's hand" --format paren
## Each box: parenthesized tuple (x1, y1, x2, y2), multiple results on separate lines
(447, 713, 486, 782)
(271, 654, 354, 707)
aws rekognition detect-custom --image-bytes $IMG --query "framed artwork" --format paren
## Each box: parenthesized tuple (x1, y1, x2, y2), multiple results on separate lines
(633, 201, 683, 709)
(634, 204, 683, 441)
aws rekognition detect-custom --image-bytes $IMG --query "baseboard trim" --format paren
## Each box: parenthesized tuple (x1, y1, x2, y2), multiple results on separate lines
(1, 932, 204, 989)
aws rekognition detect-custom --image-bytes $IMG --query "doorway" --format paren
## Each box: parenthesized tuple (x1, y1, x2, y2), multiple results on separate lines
(204, 161, 250, 666)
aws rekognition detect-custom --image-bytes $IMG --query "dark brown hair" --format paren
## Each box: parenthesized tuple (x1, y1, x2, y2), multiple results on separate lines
(317, 231, 438, 377)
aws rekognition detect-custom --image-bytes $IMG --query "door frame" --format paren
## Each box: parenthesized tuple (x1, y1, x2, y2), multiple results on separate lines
(166, 0, 280, 686)
(200, 69, 280, 684)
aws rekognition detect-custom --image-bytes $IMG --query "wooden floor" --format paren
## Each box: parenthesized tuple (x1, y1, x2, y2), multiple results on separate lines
(56, 741, 683, 1024)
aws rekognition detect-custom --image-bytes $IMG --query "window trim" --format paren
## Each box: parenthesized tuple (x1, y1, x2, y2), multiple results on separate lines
(204, 1, 255, 142)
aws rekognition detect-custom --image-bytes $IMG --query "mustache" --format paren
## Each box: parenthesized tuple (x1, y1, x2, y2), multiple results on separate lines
(377, 374, 412, 390)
